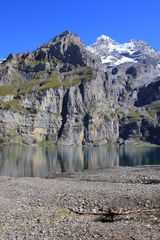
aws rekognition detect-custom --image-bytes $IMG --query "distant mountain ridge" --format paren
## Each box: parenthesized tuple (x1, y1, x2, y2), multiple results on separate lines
(0, 31, 160, 146)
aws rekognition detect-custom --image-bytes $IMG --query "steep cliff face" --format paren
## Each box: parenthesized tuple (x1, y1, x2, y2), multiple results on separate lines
(0, 31, 160, 145)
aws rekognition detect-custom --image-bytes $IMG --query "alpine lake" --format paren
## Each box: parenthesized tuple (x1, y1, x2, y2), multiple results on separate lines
(0, 145, 160, 177)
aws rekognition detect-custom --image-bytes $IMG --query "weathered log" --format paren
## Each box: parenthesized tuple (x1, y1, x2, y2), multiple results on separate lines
(68, 207, 160, 222)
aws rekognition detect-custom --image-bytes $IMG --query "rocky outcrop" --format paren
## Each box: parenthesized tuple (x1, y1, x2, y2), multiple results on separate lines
(0, 31, 160, 145)
(135, 77, 160, 106)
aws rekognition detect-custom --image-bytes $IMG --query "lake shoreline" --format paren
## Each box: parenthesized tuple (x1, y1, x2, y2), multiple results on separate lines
(0, 166, 159, 239)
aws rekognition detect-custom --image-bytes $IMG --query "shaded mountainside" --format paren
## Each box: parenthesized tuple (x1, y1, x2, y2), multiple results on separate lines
(0, 31, 160, 145)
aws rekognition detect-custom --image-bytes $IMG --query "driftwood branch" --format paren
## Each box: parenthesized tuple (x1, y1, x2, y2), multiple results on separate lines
(68, 207, 160, 222)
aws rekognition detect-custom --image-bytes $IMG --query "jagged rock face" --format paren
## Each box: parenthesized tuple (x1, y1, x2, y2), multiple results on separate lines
(135, 77, 160, 106)
(0, 31, 160, 145)
(36, 31, 86, 65)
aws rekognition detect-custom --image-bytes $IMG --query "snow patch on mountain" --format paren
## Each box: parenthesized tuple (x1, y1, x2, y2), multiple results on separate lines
(107, 42, 136, 55)
(101, 55, 137, 65)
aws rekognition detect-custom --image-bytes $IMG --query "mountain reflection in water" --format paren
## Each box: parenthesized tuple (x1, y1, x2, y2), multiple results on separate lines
(0, 145, 159, 177)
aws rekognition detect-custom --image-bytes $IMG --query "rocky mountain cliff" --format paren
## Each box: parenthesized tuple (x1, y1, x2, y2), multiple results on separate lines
(0, 31, 160, 146)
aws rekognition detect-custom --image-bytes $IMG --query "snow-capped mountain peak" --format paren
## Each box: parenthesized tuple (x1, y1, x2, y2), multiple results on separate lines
(86, 36, 136, 66)
(86, 35, 160, 66)
(96, 34, 117, 44)
(86, 34, 118, 56)
(97, 34, 109, 41)
(93, 34, 118, 46)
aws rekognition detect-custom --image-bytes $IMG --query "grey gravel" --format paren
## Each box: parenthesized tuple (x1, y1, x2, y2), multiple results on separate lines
(0, 166, 159, 239)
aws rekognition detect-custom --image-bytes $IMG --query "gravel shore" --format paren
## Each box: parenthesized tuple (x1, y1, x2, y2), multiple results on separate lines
(0, 166, 159, 240)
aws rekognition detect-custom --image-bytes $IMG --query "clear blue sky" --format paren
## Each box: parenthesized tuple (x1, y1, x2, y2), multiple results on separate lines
(0, 0, 160, 58)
